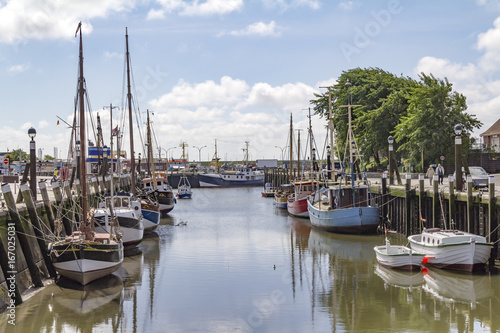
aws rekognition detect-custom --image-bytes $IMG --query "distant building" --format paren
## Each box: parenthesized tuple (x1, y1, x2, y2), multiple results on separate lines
(480, 118, 500, 152)
(256, 159, 278, 168)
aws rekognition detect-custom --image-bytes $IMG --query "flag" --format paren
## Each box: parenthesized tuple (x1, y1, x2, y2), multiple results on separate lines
(7, 148, 9, 152)
(57, 120, 60, 125)
(112, 126, 119, 136)
(75, 22, 82, 37)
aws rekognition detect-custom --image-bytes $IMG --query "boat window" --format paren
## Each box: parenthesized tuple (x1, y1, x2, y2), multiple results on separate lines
(423, 237, 425, 243)
(123, 198, 129, 206)
(432, 239, 435, 245)
(114, 198, 121, 208)
(437, 240, 440, 245)
(157, 182, 162, 187)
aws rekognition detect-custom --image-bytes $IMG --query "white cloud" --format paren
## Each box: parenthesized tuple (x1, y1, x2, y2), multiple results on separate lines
(7, 63, 29, 73)
(223, 21, 280, 37)
(150, 76, 249, 108)
(151, 0, 243, 17)
(0, 0, 138, 43)
(476, 17, 500, 71)
(242, 81, 317, 111)
(261, 0, 320, 10)
(338, 1, 360, 11)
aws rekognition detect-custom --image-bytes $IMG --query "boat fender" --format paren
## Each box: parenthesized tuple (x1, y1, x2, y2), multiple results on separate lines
(47, 242, 53, 253)
(134, 206, 139, 210)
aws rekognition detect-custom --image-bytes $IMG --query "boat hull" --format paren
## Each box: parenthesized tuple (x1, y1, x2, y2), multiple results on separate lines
(51, 241, 123, 285)
(408, 233, 493, 272)
(287, 197, 309, 217)
(198, 173, 264, 188)
(95, 213, 144, 248)
(177, 193, 192, 199)
(374, 245, 425, 270)
(308, 200, 380, 234)
(141, 202, 160, 232)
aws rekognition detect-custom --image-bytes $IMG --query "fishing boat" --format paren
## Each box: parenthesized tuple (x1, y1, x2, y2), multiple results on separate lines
(408, 228, 493, 272)
(274, 183, 294, 209)
(307, 79, 380, 234)
(142, 173, 176, 215)
(287, 109, 320, 218)
(49, 22, 124, 285)
(374, 237, 425, 270)
(198, 141, 264, 187)
(261, 182, 275, 197)
(94, 192, 144, 248)
(177, 175, 192, 199)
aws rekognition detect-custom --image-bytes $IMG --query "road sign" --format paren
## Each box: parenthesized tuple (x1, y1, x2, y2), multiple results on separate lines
(440, 156, 445, 161)
(3, 158, 8, 165)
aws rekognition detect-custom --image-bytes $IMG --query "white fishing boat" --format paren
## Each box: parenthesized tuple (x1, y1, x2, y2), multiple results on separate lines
(274, 184, 294, 209)
(142, 174, 176, 215)
(261, 182, 275, 197)
(408, 228, 493, 272)
(177, 175, 192, 199)
(94, 192, 144, 248)
(374, 237, 425, 270)
(49, 22, 124, 285)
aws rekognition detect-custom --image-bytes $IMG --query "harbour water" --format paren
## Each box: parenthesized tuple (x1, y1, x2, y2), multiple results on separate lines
(1, 187, 500, 332)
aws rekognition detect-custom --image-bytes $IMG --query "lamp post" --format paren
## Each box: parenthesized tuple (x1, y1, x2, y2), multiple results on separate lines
(193, 145, 207, 163)
(138, 153, 141, 176)
(28, 127, 37, 200)
(388, 135, 394, 185)
(454, 124, 463, 191)
(275, 145, 286, 164)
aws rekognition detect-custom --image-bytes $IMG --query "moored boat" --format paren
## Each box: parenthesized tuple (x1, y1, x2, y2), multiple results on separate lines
(287, 180, 317, 218)
(274, 183, 293, 209)
(177, 175, 193, 199)
(374, 237, 425, 270)
(261, 182, 275, 197)
(49, 22, 124, 285)
(142, 174, 176, 215)
(408, 228, 493, 272)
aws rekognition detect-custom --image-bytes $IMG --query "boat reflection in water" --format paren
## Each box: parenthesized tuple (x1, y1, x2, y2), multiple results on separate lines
(54, 275, 124, 316)
(375, 264, 425, 290)
(421, 267, 494, 309)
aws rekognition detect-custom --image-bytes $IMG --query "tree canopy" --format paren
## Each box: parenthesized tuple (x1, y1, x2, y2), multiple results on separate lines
(310, 68, 482, 172)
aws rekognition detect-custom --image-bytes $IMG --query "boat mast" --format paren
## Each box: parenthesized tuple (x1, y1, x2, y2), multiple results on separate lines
(341, 79, 361, 187)
(125, 27, 136, 195)
(147, 109, 157, 190)
(289, 113, 293, 181)
(76, 22, 89, 232)
(297, 130, 301, 178)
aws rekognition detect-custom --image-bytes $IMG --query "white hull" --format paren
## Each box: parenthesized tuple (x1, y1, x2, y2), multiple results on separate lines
(53, 259, 122, 285)
(374, 242, 425, 270)
(408, 229, 493, 272)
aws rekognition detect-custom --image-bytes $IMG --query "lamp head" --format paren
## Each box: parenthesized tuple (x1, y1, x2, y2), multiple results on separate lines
(454, 124, 462, 136)
(388, 135, 394, 145)
(28, 127, 36, 140)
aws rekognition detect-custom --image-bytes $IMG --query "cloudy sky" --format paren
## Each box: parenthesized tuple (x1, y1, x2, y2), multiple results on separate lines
(1, 0, 500, 162)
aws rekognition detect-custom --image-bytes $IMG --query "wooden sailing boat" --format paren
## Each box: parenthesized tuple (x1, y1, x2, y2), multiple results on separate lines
(307, 79, 380, 234)
(49, 22, 124, 285)
(274, 114, 294, 208)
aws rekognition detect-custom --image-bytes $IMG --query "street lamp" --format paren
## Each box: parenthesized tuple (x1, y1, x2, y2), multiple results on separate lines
(388, 135, 394, 185)
(28, 127, 37, 200)
(275, 145, 287, 164)
(193, 145, 207, 163)
(455, 124, 463, 191)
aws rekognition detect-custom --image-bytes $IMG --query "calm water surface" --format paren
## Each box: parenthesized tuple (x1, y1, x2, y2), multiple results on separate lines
(1, 187, 500, 332)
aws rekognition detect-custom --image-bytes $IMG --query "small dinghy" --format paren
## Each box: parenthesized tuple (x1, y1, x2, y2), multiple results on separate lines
(374, 237, 425, 270)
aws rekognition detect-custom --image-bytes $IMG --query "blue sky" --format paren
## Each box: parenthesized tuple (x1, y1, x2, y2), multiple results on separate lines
(1, 0, 500, 162)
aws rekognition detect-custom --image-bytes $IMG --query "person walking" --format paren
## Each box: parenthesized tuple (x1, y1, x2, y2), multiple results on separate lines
(425, 165, 435, 185)
(436, 164, 445, 184)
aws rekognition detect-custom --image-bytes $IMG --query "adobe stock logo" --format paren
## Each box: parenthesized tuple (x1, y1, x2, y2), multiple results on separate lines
(340, 0, 403, 63)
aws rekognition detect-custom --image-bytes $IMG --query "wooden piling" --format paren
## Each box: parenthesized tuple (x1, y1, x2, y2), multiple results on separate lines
(38, 182, 55, 232)
(20, 183, 56, 278)
(51, 181, 72, 236)
(418, 174, 424, 233)
(448, 175, 455, 231)
(404, 174, 411, 236)
(1, 183, 44, 288)
(432, 175, 439, 228)
(466, 175, 473, 233)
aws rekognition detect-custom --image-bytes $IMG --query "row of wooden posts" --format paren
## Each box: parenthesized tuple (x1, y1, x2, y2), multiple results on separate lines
(0, 174, 133, 308)
(264, 168, 499, 262)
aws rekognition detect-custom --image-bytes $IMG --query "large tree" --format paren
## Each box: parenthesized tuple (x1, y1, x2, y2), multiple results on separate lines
(394, 73, 481, 171)
(311, 69, 482, 172)
(5, 149, 28, 162)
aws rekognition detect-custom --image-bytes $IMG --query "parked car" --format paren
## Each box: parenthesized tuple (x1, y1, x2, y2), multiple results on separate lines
(468, 166, 489, 189)
(454, 166, 489, 190)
